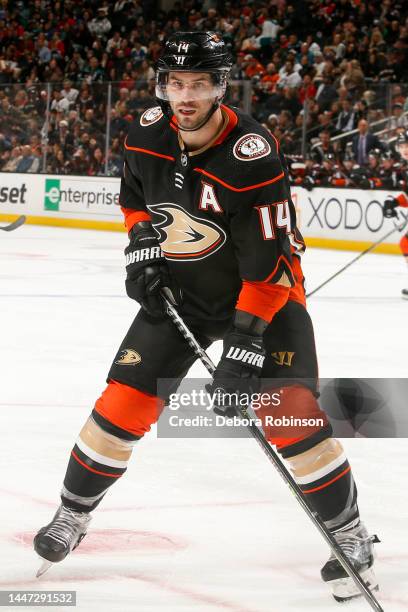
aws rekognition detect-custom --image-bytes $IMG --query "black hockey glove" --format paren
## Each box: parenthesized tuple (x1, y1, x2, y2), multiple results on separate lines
(383, 197, 398, 219)
(125, 221, 180, 317)
(357, 177, 374, 189)
(303, 175, 315, 191)
(207, 326, 266, 418)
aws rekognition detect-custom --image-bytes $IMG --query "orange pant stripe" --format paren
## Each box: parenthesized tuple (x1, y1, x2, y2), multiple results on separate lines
(302, 465, 351, 494)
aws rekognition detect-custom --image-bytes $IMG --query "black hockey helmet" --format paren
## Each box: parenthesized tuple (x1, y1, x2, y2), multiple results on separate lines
(344, 141, 355, 161)
(396, 129, 408, 145)
(396, 129, 408, 161)
(155, 31, 232, 131)
(368, 147, 381, 159)
(323, 152, 336, 163)
(383, 148, 396, 161)
(156, 31, 232, 74)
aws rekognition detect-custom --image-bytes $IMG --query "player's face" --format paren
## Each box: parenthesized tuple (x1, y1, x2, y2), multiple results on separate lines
(167, 72, 216, 130)
(398, 142, 408, 161)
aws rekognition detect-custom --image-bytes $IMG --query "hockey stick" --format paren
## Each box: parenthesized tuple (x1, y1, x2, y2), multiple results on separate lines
(161, 292, 384, 612)
(0, 215, 26, 232)
(306, 214, 408, 297)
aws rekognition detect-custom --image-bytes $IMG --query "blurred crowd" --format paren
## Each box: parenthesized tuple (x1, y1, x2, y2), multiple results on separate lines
(288, 127, 408, 192)
(0, 0, 408, 181)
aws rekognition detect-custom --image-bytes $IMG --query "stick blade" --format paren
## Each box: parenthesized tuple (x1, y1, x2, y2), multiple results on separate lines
(36, 559, 53, 578)
(0, 215, 26, 232)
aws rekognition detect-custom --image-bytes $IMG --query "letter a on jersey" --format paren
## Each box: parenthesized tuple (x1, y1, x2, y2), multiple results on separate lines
(199, 182, 223, 213)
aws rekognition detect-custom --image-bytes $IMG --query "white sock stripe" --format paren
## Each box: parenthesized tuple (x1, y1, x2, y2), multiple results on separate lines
(61, 485, 106, 506)
(76, 437, 129, 469)
(295, 452, 348, 485)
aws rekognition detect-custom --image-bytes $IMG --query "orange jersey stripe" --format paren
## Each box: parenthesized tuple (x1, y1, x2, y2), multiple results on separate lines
(71, 450, 122, 478)
(302, 465, 351, 494)
(269, 131, 280, 154)
(213, 105, 238, 145)
(263, 253, 293, 283)
(124, 139, 175, 162)
(193, 168, 284, 192)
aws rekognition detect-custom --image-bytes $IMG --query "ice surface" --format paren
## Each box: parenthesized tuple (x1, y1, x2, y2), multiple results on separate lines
(0, 225, 407, 611)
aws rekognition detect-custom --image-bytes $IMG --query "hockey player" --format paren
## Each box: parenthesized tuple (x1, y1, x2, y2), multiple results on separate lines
(382, 130, 408, 299)
(34, 32, 378, 603)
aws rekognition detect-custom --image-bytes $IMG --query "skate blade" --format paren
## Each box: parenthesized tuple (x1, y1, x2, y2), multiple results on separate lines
(36, 559, 53, 578)
(331, 567, 378, 602)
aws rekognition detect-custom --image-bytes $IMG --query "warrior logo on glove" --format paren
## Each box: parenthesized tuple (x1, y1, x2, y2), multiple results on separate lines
(226, 343, 265, 368)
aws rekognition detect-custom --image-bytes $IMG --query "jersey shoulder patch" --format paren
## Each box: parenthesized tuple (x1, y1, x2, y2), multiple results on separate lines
(140, 106, 164, 127)
(125, 108, 171, 153)
(233, 133, 271, 161)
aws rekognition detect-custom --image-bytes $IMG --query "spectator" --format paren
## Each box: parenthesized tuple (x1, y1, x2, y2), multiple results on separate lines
(2, 146, 23, 172)
(38, 41, 51, 65)
(352, 119, 383, 166)
(298, 74, 317, 105)
(50, 90, 70, 114)
(83, 57, 105, 83)
(88, 7, 112, 40)
(260, 62, 280, 92)
(61, 80, 79, 106)
(243, 55, 265, 79)
(310, 129, 336, 163)
(315, 75, 338, 111)
(335, 99, 356, 134)
(279, 59, 302, 89)
(313, 52, 327, 81)
(342, 60, 366, 100)
(16, 145, 40, 173)
(106, 32, 122, 54)
(50, 120, 74, 157)
(88, 147, 105, 176)
(389, 103, 408, 131)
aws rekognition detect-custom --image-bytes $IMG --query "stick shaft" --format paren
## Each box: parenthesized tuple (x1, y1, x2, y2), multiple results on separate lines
(162, 294, 383, 612)
(306, 215, 408, 298)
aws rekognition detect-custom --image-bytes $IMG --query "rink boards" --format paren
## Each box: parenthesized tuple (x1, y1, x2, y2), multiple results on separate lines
(0, 172, 405, 253)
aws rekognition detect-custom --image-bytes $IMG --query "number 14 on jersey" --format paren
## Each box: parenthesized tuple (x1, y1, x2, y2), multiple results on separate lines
(256, 200, 291, 239)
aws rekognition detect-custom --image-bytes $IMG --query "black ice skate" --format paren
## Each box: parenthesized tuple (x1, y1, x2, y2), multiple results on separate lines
(34, 504, 92, 577)
(402, 288, 408, 300)
(321, 522, 379, 602)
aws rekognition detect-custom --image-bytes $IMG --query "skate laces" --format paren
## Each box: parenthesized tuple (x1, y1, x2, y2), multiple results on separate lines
(331, 524, 375, 564)
(45, 506, 89, 549)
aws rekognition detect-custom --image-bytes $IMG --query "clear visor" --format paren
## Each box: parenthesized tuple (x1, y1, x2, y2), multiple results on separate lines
(155, 72, 226, 103)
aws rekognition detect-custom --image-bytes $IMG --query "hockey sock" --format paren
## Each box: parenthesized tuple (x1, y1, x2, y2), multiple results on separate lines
(399, 234, 408, 260)
(61, 416, 134, 512)
(288, 438, 360, 532)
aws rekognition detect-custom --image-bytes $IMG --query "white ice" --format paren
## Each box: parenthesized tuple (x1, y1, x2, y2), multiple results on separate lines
(0, 225, 407, 611)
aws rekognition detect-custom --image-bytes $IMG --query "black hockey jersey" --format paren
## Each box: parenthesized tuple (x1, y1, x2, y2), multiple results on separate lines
(119, 104, 305, 320)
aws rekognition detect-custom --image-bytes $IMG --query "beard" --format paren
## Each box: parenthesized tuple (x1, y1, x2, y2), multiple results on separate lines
(172, 101, 213, 131)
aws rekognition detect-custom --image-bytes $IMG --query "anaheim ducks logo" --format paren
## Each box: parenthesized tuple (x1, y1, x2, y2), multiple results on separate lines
(140, 106, 163, 127)
(233, 133, 271, 161)
(115, 349, 142, 366)
(147, 203, 226, 261)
